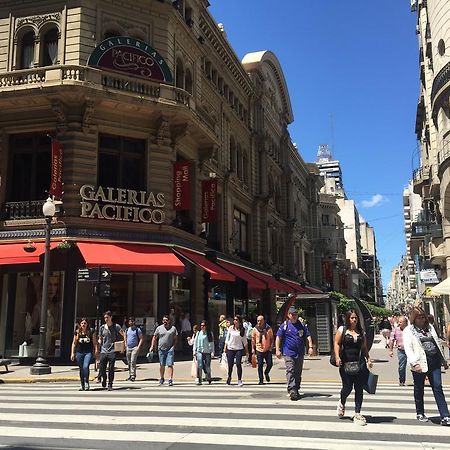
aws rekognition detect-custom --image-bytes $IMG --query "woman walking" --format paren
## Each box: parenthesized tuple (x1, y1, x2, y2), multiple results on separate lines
(193, 320, 215, 384)
(403, 308, 450, 426)
(71, 318, 97, 391)
(334, 310, 372, 426)
(224, 315, 248, 386)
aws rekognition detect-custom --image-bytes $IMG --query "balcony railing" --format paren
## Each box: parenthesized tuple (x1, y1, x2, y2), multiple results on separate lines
(411, 221, 443, 239)
(437, 140, 450, 166)
(412, 165, 430, 184)
(431, 61, 450, 104)
(1, 201, 43, 220)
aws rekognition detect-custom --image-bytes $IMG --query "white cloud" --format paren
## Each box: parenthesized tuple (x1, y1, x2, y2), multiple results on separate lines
(361, 194, 384, 208)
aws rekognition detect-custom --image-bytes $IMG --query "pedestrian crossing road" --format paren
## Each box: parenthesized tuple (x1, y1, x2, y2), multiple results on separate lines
(0, 381, 449, 450)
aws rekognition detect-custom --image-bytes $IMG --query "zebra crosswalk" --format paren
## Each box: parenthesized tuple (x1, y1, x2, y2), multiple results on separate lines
(0, 381, 449, 449)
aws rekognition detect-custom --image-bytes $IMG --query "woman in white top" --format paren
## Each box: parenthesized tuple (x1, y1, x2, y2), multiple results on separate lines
(403, 307, 450, 426)
(224, 315, 248, 386)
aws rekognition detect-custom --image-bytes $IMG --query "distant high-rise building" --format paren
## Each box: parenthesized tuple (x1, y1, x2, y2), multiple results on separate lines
(316, 144, 344, 191)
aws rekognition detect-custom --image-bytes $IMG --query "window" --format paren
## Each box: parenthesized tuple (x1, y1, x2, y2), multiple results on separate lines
(176, 59, 184, 89)
(98, 134, 146, 191)
(233, 209, 248, 254)
(322, 214, 330, 226)
(438, 39, 446, 56)
(7, 133, 51, 202)
(185, 68, 193, 94)
(41, 28, 59, 66)
(19, 30, 35, 69)
(230, 137, 237, 172)
(243, 153, 249, 184)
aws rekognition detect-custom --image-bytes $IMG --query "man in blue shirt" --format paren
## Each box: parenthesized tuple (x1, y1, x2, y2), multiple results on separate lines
(276, 306, 314, 401)
(125, 317, 144, 381)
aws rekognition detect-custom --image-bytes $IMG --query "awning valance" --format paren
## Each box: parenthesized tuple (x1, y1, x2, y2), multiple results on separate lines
(249, 270, 294, 292)
(430, 277, 450, 295)
(217, 260, 266, 289)
(174, 248, 235, 282)
(77, 242, 185, 273)
(0, 242, 57, 265)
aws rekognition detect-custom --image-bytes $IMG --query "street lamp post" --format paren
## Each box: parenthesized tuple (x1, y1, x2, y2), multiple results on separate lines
(30, 197, 56, 375)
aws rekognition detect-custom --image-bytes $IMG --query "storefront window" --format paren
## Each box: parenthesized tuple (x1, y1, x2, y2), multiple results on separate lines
(4, 271, 64, 357)
(169, 275, 191, 331)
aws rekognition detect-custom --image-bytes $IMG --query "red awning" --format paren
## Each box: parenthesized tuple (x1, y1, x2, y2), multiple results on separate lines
(0, 242, 58, 265)
(217, 260, 266, 289)
(77, 242, 185, 272)
(248, 270, 295, 292)
(174, 248, 235, 282)
(282, 279, 323, 294)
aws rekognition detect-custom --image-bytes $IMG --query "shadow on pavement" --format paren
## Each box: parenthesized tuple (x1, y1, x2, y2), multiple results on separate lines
(365, 415, 397, 424)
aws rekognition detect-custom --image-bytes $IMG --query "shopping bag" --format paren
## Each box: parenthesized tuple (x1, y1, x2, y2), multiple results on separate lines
(114, 340, 125, 353)
(220, 352, 228, 370)
(364, 371, 378, 394)
(191, 358, 198, 378)
(251, 354, 257, 368)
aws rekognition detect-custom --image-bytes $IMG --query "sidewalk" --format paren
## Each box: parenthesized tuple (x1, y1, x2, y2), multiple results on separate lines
(1, 335, 449, 385)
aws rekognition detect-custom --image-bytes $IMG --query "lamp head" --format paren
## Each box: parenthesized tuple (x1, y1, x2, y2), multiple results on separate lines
(42, 197, 56, 218)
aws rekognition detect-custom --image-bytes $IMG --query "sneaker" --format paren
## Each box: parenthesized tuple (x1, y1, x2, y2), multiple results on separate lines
(258, 380, 264, 385)
(399, 382, 405, 386)
(353, 413, 367, 426)
(101, 378, 106, 388)
(130, 377, 135, 382)
(441, 417, 450, 426)
(226, 377, 231, 385)
(85, 382, 90, 391)
(168, 379, 173, 386)
(417, 414, 429, 422)
(208, 379, 212, 385)
(237, 380, 243, 387)
(79, 384, 85, 391)
(126, 376, 131, 381)
(195, 378, 202, 385)
(158, 378, 164, 385)
(107, 385, 113, 391)
(337, 402, 345, 418)
(265, 373, 271, 383)
(289, 391, 299, 401)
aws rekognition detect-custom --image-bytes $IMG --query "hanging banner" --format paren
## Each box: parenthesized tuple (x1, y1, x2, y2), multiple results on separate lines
(173, 161, 191, 210)
(201, 179, 217, 222)
(49, 140, 63, 200)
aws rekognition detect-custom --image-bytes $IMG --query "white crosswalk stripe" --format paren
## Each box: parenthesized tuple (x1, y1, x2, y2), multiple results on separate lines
(1, 381, 449, 449)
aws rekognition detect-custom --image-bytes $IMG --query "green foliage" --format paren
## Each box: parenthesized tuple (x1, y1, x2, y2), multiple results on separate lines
(363, 302, 392, 318)
(330, 291, 356, 315)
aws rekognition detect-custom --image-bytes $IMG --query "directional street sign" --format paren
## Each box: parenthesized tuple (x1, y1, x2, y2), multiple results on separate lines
(77, 267, 111, 282)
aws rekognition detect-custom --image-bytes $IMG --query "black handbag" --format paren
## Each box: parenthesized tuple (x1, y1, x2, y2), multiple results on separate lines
(330, 326, 346, 366)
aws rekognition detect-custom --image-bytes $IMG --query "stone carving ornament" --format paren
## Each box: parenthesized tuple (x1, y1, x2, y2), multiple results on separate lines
(17, 13, 61, 29)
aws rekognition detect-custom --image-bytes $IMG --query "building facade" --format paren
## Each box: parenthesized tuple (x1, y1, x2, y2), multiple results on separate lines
(0, 0, 325, 359)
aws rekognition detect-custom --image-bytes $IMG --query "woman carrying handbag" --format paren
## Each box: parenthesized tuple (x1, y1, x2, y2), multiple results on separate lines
(403, 308, 450, 426)
(334, 310, 372, 426)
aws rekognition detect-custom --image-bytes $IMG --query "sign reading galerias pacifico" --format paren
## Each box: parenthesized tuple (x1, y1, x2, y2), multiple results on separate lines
(87, 36, 172, 83)
(79, 185, 166, 224)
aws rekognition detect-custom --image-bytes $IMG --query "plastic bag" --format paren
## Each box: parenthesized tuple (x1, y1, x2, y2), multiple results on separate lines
(220, 352, 228, 370)
(191, 358, 198, 378)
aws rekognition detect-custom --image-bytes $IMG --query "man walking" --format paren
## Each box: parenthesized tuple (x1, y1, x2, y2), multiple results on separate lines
(251, 315, 274, 384)
(275, 306, 314, 401)
(149, 315, 178, 386)
(98, 311, 125, 391)
(218, 314, 227, 359)
(125, 317, 143, 381)
(389, 315, 408, 386)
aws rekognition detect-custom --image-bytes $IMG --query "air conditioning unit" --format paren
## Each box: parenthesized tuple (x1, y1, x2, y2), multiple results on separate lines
(410, 0, 417, 12)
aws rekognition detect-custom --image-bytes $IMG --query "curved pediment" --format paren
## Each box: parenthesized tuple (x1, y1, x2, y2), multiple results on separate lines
(242, 50, 293, 124)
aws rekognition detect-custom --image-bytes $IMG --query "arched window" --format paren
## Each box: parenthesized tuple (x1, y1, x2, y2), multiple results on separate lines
(185, 68, 193, 94)
(19, 30, 35, 69)
(175, 59, 184, 89)
(41, 28, 59, 66)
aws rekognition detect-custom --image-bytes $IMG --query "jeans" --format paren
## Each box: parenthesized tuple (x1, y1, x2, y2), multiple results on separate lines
(196, 352, 212, 382)
(218, 336, 225, 359)
(126, 346, 139, 378)
(256, 351, 273, 382)
(76, 351, 92, 386)
(412, 366, 450, 418)
(99, 352, 116, 386)
(284, 354, 304, 394)
(227, 349, 243, 380)
(397, 349, 407, 384)
(339, 366, 365, 414)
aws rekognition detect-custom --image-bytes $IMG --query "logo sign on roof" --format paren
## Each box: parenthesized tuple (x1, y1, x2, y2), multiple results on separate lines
(87, 36, 172, 83)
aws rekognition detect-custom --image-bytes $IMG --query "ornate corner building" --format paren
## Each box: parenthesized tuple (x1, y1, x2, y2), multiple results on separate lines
(411, 0, 450, 326)
(0, 0, 331, 359)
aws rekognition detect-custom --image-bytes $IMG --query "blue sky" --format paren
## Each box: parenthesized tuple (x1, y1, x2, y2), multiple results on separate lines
(209, 0, 419, 291)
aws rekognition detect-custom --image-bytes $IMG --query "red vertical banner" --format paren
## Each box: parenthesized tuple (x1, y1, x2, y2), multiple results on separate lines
(201, 179, 217, 222)
(173, 161, 191, 210)
(49, 140, 63, 200)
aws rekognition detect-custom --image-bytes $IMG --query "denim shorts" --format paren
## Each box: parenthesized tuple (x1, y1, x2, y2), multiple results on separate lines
(158, 347, 174, 367)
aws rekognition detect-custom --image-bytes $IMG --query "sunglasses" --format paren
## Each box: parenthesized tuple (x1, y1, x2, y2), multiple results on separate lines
(200, 324, 206, 327)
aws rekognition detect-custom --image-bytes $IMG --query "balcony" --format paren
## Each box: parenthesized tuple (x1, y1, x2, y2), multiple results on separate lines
(431, 61, 450, 106)
(1, 201, 43, 220)
(437, 141, 450, 168)
(411, 221, 443, 239)
(412, 165, 430, 194)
